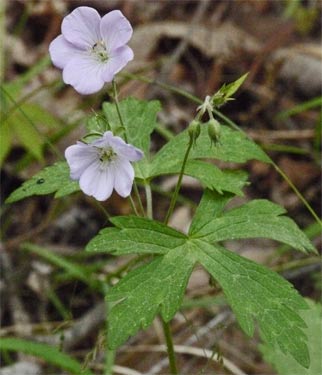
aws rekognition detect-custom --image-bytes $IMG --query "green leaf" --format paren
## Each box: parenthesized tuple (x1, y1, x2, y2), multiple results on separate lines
(102, 97, 161, 179)
(152, 158, 248, 196)
(106, 246, 196, 349)
(189, 189, 234, 235)
(86, 216, 186, 255)
(193, 240, 310, 368)
(261, 299, 322, 374)
(192, 199, 315, 253)
(87, 212, 310, 366)
(212, 73, 249, 106)
(0, 338, 93, 375)
(102, 97, 161, 154)
(150, 123, 270, 179)
(5, 162, 79, 203)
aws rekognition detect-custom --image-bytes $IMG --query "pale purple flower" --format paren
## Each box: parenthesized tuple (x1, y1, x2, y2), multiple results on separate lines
(49, 7, 133, 95)
(65, 132, 143, 201)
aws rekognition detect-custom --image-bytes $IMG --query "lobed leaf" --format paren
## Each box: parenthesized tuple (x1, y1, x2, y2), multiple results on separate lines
(86, 216, 186, 255)
(189, 189, 234, 235)
(106, 246, 196, 349)
(193, 240, 310, 368)
(192, 199, 316, 253)
(150, 123, 271, 179)
(102, 97, 161, 154)
(5, 162, 79, 203)
(260, 299, 322, 374)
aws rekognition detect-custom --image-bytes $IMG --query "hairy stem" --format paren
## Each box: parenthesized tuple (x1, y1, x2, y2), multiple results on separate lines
(164, 138, 193, 225)
(162, 320, 178, 375)
(145, 183, 153, 219)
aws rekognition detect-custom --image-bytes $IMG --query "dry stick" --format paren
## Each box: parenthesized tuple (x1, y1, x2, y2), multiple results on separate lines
(34, 301, 105, 350)
(148, 310, 232, 375)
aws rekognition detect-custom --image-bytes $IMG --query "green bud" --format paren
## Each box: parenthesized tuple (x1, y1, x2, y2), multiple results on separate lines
(208, 118, 221, 146)
(188, 120, 201, 146)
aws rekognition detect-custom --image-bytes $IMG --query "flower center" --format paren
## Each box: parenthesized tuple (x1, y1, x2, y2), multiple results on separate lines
(98, 147, 116, 163)
(92, 40, 108, 62)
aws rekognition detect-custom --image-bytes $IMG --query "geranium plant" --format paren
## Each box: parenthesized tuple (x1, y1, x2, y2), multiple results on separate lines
(4, 6, 318, 375)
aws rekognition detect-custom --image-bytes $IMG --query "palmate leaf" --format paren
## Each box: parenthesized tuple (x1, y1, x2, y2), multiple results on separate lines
(5, 162, 79, 203)
(86, 213, 313, 367)
(261, 299, 322, 375)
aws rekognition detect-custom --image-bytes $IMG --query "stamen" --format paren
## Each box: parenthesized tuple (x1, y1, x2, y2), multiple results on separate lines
(92, 40, 108, 62)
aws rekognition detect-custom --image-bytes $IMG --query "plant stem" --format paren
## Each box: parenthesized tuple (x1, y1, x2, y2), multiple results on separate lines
(123, 72, 321, 225)
(164, 139, 193, 225)
(145, 183, 153, 219)
(112, 80, 145, 216)
(273, 162, 322, 227)
(128, 195, 140, 217)
(162, 320, 178, 375)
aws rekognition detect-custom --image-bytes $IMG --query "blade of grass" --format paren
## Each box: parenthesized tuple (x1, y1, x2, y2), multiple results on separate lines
(0, 338, 94, 375)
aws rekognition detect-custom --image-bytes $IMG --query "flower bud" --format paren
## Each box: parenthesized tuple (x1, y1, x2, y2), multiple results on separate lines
(208, 118, 221, 146)
(188, 120, 201, 146)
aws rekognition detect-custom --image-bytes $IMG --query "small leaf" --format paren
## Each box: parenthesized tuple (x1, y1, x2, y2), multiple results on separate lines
(0, 338, 93, 375)
(5, 162, 79, 203)
(106, 246, 195, 348)
(261, 299, 322, 374)
(192, 199, 315, 253)
(194, 241, 310, 368)
(86, 216, 186, 255)
(212, 73, 249, 107)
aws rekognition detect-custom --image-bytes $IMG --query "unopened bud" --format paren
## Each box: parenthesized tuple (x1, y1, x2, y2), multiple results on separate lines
(188, 120, 201, 146)
(208, 118, 221, 146)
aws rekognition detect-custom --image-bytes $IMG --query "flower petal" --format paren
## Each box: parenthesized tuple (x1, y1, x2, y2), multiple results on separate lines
(62, 6, 101, 49)
(105, 132, 143, 161)
(101, 45, 134, 83)
(100, 10, 133, 51)
(63, 55, 105, 94)
(49, 35, 85, 69)
(79, 162, 114, 201)
(113, 158, 134, 197)
(65, 142, 98, 180)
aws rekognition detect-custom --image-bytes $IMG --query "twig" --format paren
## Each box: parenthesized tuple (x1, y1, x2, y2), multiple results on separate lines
(34, 301, 105, 350)
(124, 344, 247, 375)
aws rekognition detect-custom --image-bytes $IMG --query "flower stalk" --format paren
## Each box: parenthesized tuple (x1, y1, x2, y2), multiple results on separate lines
(164, 136, 194, 225)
